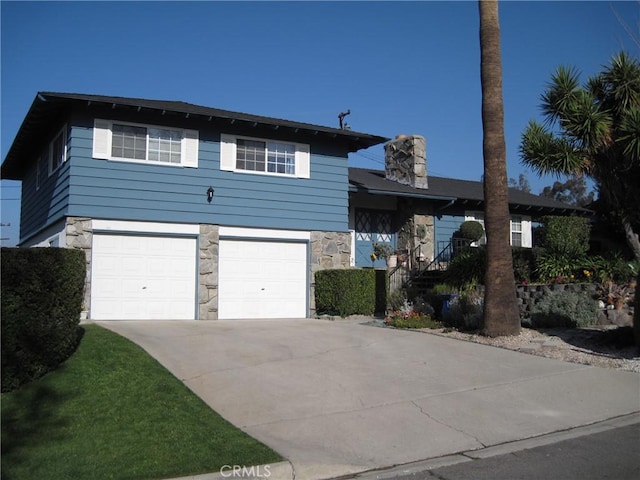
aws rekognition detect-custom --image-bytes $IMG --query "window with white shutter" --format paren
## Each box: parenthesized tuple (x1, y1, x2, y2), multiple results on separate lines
(220, 133, 310, 179)
(92, 119, 198, 168)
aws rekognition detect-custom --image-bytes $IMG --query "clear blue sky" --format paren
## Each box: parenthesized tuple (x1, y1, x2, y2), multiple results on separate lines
(1, 1, 638, 246)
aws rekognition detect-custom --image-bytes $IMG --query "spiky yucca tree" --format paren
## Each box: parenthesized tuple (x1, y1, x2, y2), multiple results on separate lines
(521, 52, 640, 259)
(521, 51, 640, 345)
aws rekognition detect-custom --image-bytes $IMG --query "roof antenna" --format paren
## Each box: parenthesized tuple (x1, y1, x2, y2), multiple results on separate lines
(338, 110, 351, 130)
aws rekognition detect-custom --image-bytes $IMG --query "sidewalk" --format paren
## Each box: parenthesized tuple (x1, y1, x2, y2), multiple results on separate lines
(98, 319, 640, 480)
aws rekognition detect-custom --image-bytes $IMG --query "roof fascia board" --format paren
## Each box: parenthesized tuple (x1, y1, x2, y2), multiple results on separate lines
(349, 185, 456, 202)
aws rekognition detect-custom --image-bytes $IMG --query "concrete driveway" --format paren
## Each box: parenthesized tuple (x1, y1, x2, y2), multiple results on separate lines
(97, 319, 640, 480)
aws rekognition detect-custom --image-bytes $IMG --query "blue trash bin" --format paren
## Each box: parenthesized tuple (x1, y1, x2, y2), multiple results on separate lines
(437, 293, 458, 317)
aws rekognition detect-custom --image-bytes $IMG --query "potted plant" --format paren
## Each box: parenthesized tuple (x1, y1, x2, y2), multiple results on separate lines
(373, 243, 395, 268)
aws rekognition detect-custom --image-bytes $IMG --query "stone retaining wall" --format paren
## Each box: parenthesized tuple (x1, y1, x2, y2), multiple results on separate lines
(515, 283, 598, 318)
(477, 283, 633, 325)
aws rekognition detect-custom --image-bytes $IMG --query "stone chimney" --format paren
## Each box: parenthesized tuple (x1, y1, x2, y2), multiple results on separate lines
(384, 134, 428, 189)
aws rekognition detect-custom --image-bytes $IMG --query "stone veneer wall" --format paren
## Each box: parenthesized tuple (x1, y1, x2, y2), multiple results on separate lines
(384, 135, 428, 189)
(413, 214, 435, 263)
(310, 231, 351, 314)
(199, 224, 219, 320)
(65, 217, 93, 313)
(475, 283, 599, 319)
(516, 283, 598, 318)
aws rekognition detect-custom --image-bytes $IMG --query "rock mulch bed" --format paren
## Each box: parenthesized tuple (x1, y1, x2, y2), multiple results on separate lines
(423, 326, 640, 373)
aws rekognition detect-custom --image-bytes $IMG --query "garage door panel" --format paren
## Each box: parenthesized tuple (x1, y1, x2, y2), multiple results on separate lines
(91, 234, 196, 320)
(219, 240, 307, 319)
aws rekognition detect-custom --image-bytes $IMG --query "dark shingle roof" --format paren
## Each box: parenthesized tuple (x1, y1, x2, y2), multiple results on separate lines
(1, 92, 389, 179)
(349, 167, 592, 215)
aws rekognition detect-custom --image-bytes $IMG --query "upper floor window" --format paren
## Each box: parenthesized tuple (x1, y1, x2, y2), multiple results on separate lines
(49, 126, 67, 175)
(220, 133, 310, 178)
(93, 119, 199, 168)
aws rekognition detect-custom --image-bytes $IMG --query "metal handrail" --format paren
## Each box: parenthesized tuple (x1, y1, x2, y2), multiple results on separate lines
(388, 238, 472, 292)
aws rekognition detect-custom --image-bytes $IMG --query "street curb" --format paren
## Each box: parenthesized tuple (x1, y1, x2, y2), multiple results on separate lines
(346, 412, 640, 480)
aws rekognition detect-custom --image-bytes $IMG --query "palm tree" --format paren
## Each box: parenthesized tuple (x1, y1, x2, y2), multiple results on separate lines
(478, 0, 521, 337)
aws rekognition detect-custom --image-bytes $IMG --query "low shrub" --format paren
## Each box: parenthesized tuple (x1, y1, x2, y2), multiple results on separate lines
(315, 268, 375, 317)
(512, 247, 536, 284)
(387, 289, 407, 312)
(530, 290, 598, 328)
(1, 247, 86, 392)
(584, 254, 640, 284)
(444, 247, 486, 288)
(423, 284, 458, 319)
(443, 289, 484, 331)
(385, 314, 441, 329)
(534, 251, 584, 282)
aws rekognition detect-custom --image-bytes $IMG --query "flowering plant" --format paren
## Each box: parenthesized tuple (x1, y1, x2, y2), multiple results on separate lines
(372, 243, 394, 260)
(384, 300, 439, 329)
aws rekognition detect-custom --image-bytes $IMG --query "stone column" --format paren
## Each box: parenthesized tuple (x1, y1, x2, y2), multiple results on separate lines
(310, 231, 351, 315)
(199, 224, 219, 320)
(65, 217, 93, 315)
(413, 214, 435, 263)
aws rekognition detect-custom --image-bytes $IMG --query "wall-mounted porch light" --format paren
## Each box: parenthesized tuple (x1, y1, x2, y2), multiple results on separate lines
(207, 186, 215, 203)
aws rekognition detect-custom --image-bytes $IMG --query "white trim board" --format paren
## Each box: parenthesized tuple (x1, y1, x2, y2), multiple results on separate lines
(92, 220, 199, 235)
(219, 226, 310, 241)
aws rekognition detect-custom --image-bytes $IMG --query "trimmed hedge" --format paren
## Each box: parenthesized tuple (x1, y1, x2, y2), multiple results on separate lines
(1, 247, 86, 392)
(315, 268, 376, 317)
(538, 216, 590, 258)
(457, 220, 485, 242)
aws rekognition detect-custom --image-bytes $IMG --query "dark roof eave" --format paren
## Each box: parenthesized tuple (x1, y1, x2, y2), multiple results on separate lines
(349, 184, 457, 202)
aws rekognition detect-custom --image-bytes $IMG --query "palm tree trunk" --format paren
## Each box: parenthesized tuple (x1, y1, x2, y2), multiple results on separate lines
(478, 0, 520, 336)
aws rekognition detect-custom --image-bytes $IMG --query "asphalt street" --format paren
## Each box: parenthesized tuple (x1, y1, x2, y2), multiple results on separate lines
(366, 423, 640, 480)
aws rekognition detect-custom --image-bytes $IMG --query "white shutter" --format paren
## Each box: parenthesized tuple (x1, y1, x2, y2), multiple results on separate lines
(220, 134, 236, 171)
(295, 143, 310, 178)
(93, 119, 111, 159)
(182, 129, 199, 168)
(521, 216, 532, 248)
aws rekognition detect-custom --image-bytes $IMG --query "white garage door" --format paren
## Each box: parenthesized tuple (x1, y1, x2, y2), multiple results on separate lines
(218, 240, 308, 319)
(91, 234, 197, 320)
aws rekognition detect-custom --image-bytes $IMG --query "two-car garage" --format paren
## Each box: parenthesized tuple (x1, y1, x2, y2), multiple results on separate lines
(89, 223, 309, 320)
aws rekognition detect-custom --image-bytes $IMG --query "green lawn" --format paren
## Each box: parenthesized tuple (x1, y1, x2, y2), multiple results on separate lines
(1, 324, 282, 480)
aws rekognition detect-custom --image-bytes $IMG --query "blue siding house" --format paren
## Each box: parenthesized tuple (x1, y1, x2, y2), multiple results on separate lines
(347, 134, 591, 270)
(1, 92, 387, 320)
(2, 94, 589, 320)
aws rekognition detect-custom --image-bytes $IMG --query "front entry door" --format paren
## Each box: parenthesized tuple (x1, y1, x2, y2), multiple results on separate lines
(355, 209, 395, 267)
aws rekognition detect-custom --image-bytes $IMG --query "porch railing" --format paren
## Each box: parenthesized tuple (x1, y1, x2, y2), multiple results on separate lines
(388, 238, 472, 293)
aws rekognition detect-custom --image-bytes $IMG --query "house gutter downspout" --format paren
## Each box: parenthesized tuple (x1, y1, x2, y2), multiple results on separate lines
(435, 198, 456, 213)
